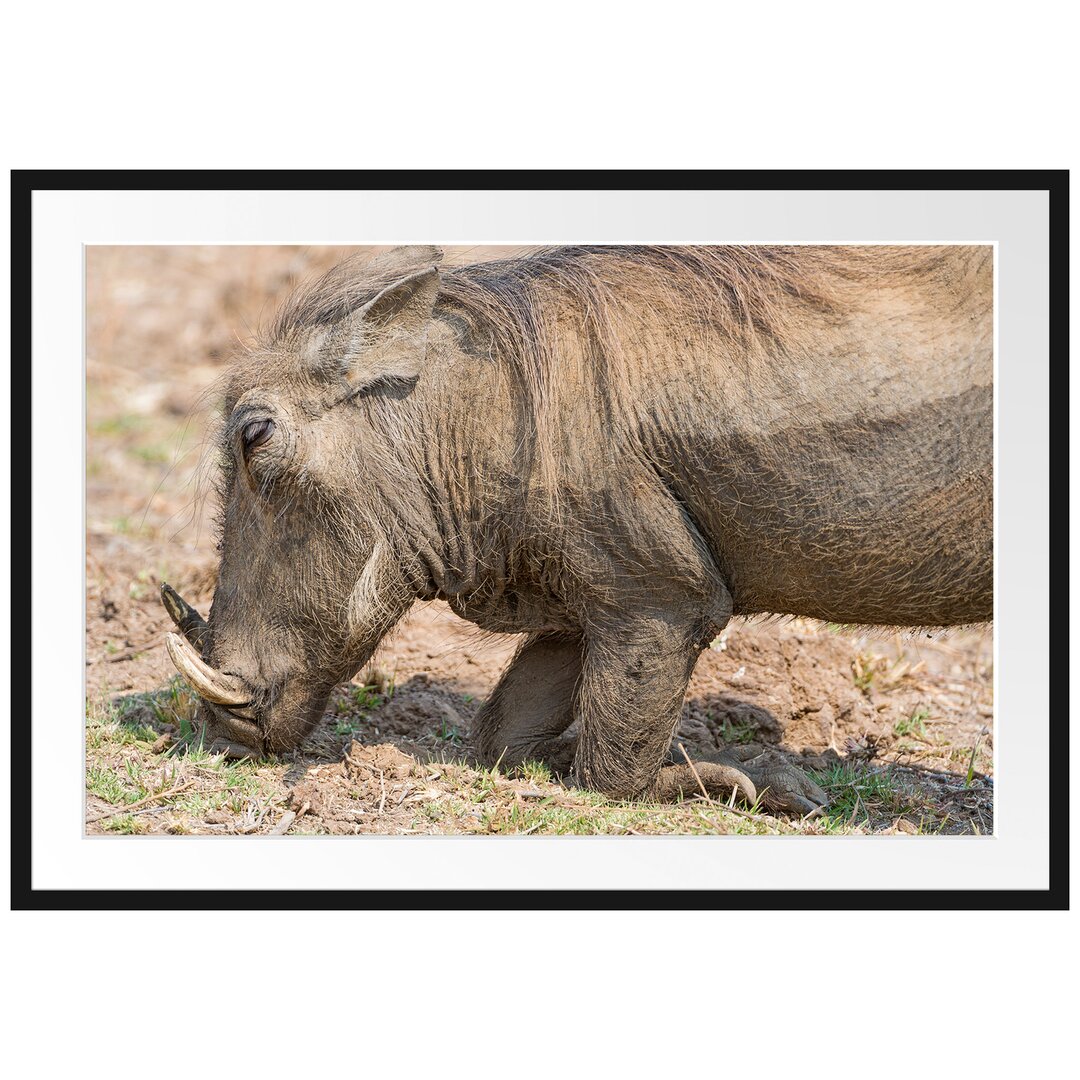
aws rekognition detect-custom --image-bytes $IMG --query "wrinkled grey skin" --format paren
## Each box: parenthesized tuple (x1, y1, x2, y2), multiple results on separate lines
(175, 245, 992, 814)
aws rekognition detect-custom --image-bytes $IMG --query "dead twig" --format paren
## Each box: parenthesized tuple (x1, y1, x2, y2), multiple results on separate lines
(86, 780, 194, 824)
(890, 763, 991, 783)
(677, 742, 716, 804)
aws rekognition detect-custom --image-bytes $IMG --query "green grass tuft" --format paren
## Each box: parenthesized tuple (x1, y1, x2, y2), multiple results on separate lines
(103, 814, 149, 834)
(86, 764, 139, 806)
(894, 705, 931, 740)
(434, 718, 463, 744)
(811, 762, 927, 830)
(518, 759, 553, 785)
(715, 716, 757, 744)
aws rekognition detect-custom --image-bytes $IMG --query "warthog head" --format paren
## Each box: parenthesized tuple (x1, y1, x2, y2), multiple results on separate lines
(163, 246, 447, 757)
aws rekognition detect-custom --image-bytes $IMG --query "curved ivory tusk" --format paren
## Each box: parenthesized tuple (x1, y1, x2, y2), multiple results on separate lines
(165, 632, 251, 707)
(160, 582, 212, 653)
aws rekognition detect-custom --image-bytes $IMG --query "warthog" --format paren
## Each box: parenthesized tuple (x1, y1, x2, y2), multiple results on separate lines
(163, 244, 992, 813)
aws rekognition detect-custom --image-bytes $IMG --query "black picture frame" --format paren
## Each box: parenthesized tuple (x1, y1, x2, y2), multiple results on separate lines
(10, 169, 1068, 911)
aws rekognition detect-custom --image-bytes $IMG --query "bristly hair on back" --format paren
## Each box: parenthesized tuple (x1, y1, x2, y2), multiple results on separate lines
(275, 246, 797, 482)
(262, 244, 982, 493)
(267, 243, 969, 373)
(271, 244, 855, 346)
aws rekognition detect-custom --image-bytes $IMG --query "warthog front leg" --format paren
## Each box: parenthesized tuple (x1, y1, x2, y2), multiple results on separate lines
(569, 613, 705, 801)
(472, 632, 583, 775)
(568, 613, 828, 814)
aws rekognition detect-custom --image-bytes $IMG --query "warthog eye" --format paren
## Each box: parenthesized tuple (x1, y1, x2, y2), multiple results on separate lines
(241, 418, 275, 455)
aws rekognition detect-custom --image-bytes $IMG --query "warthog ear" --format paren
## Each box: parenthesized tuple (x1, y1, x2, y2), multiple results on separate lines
(335, 263, 441, 390)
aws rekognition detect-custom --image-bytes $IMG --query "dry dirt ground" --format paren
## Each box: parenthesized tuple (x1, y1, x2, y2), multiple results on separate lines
(85, 246, 994, 837)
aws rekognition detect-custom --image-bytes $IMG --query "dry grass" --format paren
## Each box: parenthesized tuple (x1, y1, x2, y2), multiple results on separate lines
(85, 678, 990, 837)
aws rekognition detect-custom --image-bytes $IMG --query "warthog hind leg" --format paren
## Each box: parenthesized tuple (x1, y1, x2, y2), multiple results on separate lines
(472, 632, 583, 775)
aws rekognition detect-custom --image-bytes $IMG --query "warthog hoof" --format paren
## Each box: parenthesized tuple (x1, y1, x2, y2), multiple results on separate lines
(664, 743, 829, 817)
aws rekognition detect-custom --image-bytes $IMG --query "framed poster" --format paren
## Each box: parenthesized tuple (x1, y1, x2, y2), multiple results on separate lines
(10, 170, 1067, 909)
